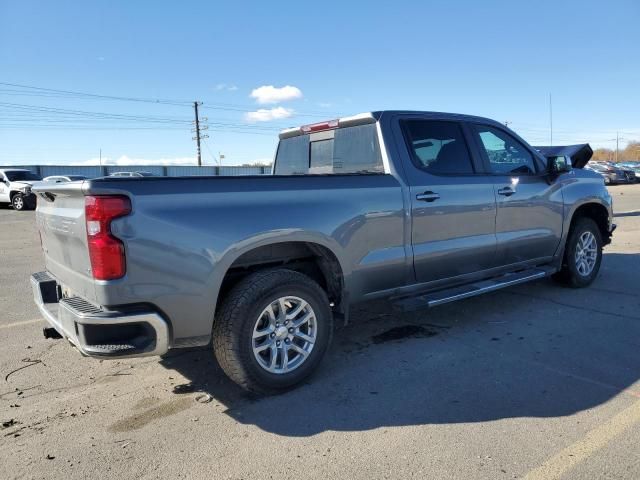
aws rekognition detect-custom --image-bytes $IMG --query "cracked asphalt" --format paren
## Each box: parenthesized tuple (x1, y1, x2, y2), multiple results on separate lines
(1, 185, 639, 479)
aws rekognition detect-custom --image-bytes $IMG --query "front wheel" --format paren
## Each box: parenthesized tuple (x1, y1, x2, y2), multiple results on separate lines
(12, 193, 26, 211)
(553, 217, 603, 288)
(212, 269, 333, 394)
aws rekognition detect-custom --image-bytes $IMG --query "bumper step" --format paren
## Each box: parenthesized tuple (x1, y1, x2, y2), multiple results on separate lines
(31, 271, 170, 358)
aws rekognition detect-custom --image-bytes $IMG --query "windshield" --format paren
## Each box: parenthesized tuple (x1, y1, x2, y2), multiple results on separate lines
(4, 170, 42, 181)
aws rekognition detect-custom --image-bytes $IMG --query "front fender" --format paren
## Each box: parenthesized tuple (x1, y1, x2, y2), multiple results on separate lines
(554, 173, 613, 261)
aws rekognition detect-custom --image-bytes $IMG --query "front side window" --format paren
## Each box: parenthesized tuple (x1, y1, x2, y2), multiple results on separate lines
(403, 120, 474, 175)
(275, 123, 384, 175)
(473, 125, 536, 175)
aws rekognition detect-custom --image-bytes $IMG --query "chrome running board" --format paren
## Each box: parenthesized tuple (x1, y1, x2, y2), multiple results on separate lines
(394, 267, 555, 312)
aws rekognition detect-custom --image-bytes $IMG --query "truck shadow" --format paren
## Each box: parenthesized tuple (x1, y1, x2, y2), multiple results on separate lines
(160, 252, 640, 437)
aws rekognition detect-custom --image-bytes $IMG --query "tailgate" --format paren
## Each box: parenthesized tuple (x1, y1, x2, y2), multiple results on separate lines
(33, 182, 96, 301)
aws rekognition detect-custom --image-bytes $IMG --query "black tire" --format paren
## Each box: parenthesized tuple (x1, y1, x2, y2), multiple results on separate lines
(11, 193, 25, 211)
(212, 269, 333, 394)
(553, 217, 603, 288)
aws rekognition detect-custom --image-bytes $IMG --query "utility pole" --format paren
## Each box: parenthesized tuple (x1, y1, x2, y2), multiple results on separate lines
(504, 121, 512, 128)
(615, 131, 620, 163)
(191, 101, 208, 167)
(193, 101, 202, 167)
(99, 148, 102, 167)
(549, 93, 553, 146)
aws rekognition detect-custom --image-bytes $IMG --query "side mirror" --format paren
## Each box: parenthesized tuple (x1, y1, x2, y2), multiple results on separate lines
(548, 156, 572, 174)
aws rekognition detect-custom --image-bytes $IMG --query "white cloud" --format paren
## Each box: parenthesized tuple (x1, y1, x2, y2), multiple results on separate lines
(245, 107, 294, 122)
(317, 102, 333, 108)
(214, 83, 238, 91)
(250, 85, 302, 104)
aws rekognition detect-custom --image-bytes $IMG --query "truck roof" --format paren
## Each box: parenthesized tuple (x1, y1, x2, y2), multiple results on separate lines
(279, 110, 507, 139)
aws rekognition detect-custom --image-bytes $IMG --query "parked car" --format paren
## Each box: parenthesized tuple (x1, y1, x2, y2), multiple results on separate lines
(109, 171, 156, 177)
(586, 163, 630, 185)
(602, 162, 637, 183)
(31, 111, 615, 393)
(0, 168, 43, 210)
(620, 163, 640, 180)
(620, 166, 637, 183)
(43, 175, 89, 183)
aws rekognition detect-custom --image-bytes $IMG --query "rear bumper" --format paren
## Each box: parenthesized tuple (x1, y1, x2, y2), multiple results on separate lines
(31, 271, 169, 358)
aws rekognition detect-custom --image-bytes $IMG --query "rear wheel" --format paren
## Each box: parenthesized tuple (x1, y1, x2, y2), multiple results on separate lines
(553, 217, 603, 288)
(212, 269, 333, 394)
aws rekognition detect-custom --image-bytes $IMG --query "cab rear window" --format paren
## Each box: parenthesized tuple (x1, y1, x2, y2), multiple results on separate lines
(274, 124, 384, 175)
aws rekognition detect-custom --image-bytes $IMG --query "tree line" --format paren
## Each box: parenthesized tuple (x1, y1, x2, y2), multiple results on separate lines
(592, 141, 640, 162)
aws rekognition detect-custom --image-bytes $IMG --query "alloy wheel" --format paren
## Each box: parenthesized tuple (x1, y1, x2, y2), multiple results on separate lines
(574, 231, 597, 276)
(252, 296, 317, 374)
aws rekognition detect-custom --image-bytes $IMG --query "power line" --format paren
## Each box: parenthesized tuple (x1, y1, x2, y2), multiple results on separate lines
(0, 101, 286, 133)
(0, 82, 192, 106)
(201, 138, 219, 165)
(0, 81, 341, 117)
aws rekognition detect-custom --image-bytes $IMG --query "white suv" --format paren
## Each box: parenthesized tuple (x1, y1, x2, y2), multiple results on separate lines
(0, 169, 44, 211)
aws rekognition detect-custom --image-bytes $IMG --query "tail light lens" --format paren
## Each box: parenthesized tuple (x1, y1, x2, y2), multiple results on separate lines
(85, 195, 131, 280)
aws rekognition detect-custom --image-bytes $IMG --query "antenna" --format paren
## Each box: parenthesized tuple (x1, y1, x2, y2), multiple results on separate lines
(549, 93, 553, 146)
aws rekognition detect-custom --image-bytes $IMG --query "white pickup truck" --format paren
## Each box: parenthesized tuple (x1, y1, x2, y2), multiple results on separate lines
(0, 168, 43, 211)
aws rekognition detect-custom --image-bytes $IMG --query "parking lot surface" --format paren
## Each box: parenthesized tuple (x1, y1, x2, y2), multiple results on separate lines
(1, 186, 639, 479)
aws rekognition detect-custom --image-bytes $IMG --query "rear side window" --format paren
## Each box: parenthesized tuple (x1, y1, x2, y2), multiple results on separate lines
(403, 120, 474, 175)
(472, 125, 536, 175)
(275, 123, 384, 175)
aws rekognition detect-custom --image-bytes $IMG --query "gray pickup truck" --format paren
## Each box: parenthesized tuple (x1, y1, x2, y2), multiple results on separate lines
(31, 111, 614, 393)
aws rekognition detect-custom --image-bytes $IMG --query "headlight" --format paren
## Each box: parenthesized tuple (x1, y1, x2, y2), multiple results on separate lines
(20, 185, 32, 194)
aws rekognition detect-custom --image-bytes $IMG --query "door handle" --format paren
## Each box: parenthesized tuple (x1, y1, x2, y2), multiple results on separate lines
(497, 187, 515, 197)
(416, 191, 440, 202)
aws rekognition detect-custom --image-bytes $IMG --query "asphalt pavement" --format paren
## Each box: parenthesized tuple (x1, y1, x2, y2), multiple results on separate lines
(1, 185, 639, 479)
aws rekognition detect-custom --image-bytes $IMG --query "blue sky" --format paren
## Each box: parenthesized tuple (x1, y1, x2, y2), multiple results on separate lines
(1, 0, 639, 166)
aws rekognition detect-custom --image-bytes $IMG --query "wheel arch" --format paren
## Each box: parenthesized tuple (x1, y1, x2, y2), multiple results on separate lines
(569, 202, 611, 244)
(212, 237, 348, 323)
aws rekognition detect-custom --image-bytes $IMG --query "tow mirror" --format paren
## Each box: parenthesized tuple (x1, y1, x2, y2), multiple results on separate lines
(548, 156, 572, 174)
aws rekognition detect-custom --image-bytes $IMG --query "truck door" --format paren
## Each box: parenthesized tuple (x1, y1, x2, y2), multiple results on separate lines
(469, 123, 564, 265)
(397, 118, 498, 284)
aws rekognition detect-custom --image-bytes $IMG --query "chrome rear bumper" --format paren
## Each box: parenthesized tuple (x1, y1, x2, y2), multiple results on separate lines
(31, 271, 169, 358)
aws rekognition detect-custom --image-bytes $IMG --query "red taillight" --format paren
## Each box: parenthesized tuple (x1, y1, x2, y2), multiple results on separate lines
(300, 119, 339, 133)
(85, 195, 131, 280)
